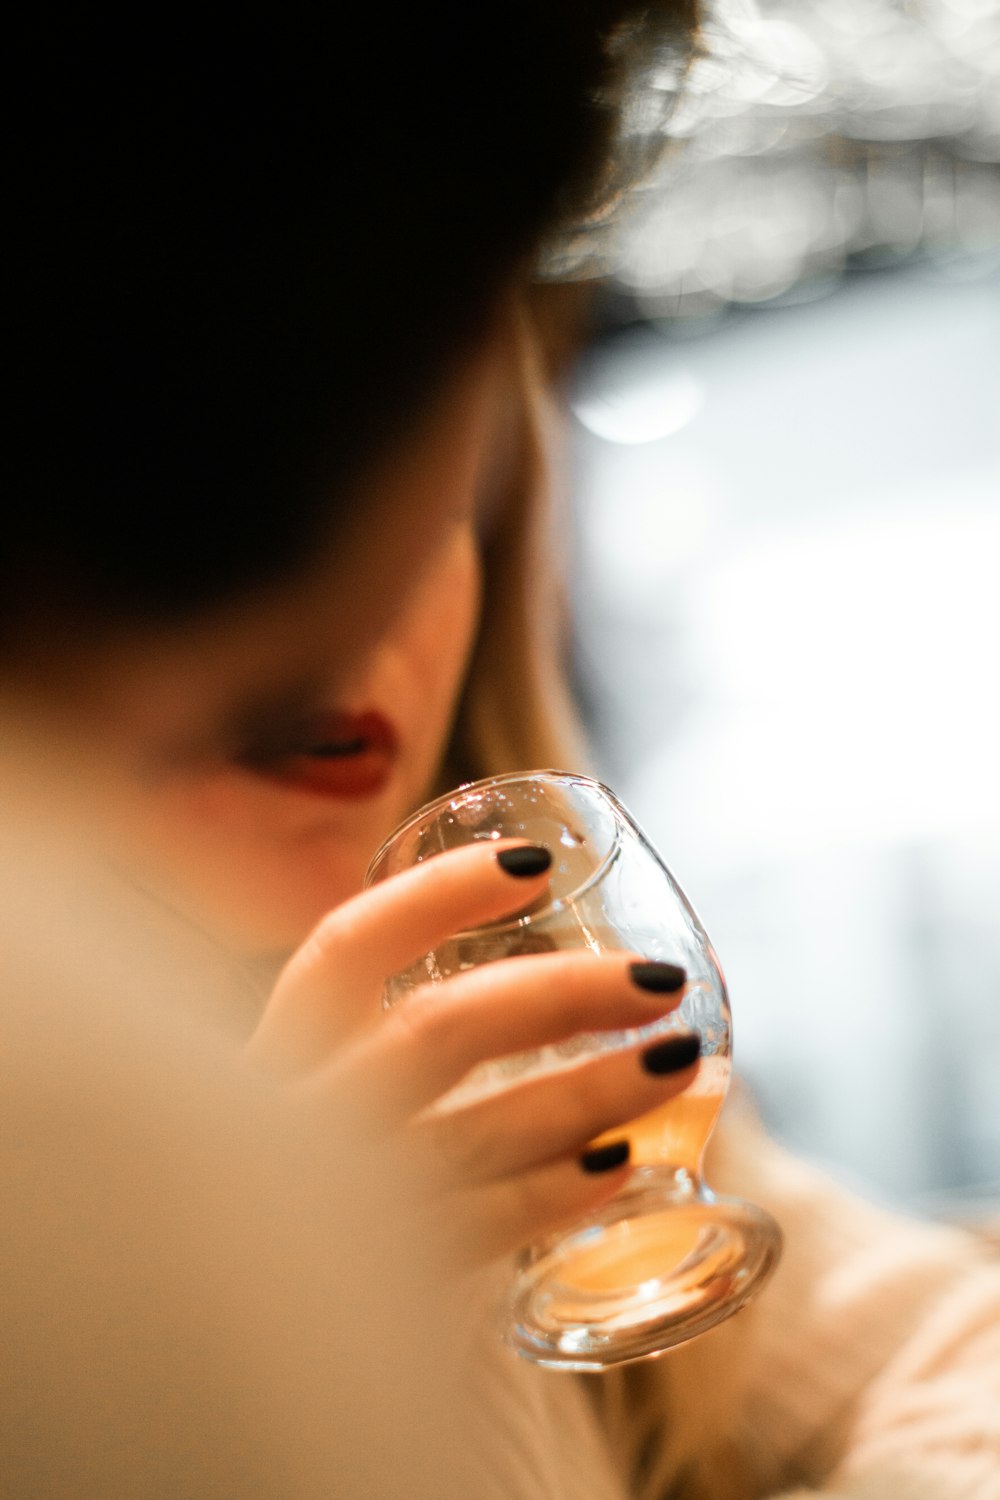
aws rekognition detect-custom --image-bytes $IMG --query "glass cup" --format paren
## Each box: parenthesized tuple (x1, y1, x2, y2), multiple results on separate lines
(365, 770, 782, 1371)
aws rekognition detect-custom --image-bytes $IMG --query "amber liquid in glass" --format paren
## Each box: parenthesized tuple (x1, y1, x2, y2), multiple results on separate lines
(594, 1053, 728, 1169)
(562, 1055, 730, 1295)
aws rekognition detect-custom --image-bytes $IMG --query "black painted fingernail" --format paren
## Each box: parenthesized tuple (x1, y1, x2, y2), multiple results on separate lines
(630, 961, 686, 994)
(642, 1031, 701, 1075)
(496, 845, 552, 878)
(580, 1139, 630, 1173)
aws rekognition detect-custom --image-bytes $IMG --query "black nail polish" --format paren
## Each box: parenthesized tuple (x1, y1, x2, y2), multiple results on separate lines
(629, 960, 686, 994)
(580, 1139, 630, 1173)
(642, 1032, 701, 1075)
(496, 845, 552, 878)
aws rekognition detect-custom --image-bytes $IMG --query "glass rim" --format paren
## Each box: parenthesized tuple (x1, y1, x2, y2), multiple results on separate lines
(364, 767, 630, 927)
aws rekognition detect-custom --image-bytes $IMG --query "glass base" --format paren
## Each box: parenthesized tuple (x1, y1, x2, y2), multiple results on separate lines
(505, 1167, 782, 1371)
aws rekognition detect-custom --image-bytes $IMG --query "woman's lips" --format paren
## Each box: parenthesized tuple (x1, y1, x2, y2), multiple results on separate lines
(250, 710, 399, 798)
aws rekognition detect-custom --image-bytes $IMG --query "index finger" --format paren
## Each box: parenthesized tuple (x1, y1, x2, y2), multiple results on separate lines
(249, 839, 553, 1069)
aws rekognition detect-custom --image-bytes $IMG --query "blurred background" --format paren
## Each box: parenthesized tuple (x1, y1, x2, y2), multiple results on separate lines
(565, 0, 1000, 1224)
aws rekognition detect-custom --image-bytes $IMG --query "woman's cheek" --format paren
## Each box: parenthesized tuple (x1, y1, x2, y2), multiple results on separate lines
(118, 774, 382, 953)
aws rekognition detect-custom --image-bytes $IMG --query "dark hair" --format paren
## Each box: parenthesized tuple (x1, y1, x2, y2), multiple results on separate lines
(6, 4, 696, 627)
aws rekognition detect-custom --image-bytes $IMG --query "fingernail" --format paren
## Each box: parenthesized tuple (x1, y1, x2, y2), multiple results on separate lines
(496, 845, 552, 878)
(580, 1139, 630, 1173)
(629, 960, 686, 994)
(642, 1031, 701, 1075)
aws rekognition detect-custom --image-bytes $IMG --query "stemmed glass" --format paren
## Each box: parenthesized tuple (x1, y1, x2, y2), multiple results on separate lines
(365, 770, 782, 1371)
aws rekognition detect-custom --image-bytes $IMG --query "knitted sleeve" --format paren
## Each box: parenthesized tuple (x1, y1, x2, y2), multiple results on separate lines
(712, 1105, 1000, 1500)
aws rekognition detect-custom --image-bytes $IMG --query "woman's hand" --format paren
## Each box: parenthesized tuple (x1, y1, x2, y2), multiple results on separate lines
(247, 841, 700, 1265)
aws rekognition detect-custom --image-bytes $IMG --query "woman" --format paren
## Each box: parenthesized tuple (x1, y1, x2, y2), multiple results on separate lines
(4, 7, 999, 1499)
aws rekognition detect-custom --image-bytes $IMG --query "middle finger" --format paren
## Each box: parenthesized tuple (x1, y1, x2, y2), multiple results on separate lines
(316, 953, 689, 1121)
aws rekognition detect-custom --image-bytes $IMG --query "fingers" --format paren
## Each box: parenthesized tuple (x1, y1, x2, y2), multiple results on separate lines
(420, 1033, 700, 1264)
(322, 952, 689, 1122)
(247, 838, 555, 1069)
(312, 991, 698, 1268)
(413, 1031, 700, 1184)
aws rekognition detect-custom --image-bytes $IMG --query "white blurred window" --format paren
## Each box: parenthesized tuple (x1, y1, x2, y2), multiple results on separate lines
(571, 264, 1000, 1221)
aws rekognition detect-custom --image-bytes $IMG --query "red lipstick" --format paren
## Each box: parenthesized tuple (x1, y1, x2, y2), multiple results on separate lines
(250, 710, 399, 798)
